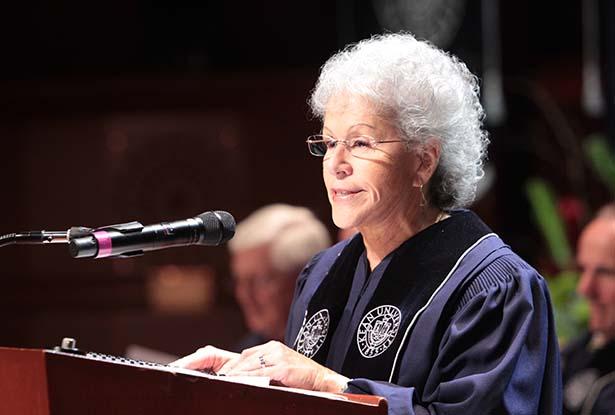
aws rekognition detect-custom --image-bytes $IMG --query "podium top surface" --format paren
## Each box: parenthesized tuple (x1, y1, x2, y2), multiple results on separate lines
(0, 346, 387, 415)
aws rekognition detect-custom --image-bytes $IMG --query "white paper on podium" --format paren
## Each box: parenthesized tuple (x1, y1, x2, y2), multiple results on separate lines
(168, 366, 270, 387)
(48, 349, 271, 387)
(171, 368, 349, 402)
(265, 384, 350, 402)
(48, 349, 352, 397)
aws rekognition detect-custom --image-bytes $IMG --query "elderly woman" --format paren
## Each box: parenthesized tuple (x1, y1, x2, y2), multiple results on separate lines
(173, 33, 562, 414)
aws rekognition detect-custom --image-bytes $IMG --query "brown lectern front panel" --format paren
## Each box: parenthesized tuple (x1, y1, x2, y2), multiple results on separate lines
(0, 348, 50, 415)
(0, 347, 387, 415)
(44, 352, 385, 415)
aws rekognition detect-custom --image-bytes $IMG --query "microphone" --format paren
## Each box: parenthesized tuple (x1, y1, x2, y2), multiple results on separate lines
(68, 211, 235, 259)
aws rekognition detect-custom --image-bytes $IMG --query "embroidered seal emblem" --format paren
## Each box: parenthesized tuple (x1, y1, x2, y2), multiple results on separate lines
(357, 305, 401, 358)
(296, 309, 330, 358)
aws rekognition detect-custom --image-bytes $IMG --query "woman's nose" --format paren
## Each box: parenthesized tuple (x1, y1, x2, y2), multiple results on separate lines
(324, 144, 352, 178)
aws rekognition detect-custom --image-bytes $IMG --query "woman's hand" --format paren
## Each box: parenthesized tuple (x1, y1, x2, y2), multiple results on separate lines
(169, 345, 239, 373)
(217, 341, 349, 393)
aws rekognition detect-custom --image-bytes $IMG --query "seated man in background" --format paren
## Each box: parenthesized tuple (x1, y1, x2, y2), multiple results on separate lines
(228, 204, 331, 351)
(562, 203, 615, 414)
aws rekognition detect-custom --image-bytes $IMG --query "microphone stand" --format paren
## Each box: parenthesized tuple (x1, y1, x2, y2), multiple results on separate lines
(0, 228, 93, 248)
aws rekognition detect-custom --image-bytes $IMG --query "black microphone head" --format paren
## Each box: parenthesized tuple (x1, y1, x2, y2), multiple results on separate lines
(197, 211, 235, 245)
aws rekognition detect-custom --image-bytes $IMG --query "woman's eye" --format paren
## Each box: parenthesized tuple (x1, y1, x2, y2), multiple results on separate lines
(325, 140, 338, 149)
(350, 138, 370, 148)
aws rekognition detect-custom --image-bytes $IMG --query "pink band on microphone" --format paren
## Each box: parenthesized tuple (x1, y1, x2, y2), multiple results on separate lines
(93, 230, 113, 258)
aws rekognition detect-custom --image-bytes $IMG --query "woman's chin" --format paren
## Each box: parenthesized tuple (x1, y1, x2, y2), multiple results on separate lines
(331, 211, 358, 230)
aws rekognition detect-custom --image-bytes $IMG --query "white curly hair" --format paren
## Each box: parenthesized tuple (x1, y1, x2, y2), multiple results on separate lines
(309, 32, 489, 209)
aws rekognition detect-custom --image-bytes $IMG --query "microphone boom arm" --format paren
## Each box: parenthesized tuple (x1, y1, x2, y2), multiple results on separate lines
(0, 227, 94, 248)
(0, 231, 69, 247)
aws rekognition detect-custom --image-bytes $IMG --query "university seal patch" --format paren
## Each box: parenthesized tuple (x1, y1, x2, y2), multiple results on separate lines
(296, 309, 330, 358)
(357, 305, 401, 358)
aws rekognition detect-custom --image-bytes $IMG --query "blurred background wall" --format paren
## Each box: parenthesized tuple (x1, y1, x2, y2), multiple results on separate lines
(0, 0, 613, 356)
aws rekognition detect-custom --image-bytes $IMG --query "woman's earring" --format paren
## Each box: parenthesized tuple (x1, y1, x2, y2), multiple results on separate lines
(415, 183, 427, 207)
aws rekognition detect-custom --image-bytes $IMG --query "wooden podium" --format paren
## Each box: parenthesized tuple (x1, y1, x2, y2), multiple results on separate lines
(0, 347, 387, 415)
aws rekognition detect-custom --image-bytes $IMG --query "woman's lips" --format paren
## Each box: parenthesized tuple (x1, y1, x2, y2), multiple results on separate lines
(331, 188, 362, 201)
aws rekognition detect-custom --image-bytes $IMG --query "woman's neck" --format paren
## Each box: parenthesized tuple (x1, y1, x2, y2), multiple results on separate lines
(360, 206, 447, 271)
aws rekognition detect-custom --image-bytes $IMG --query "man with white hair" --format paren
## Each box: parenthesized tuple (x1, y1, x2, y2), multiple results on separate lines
(228, 204, 331, 350)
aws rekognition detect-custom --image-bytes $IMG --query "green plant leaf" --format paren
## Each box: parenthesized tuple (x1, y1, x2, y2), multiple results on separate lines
(526, 178, 573, 268)
(584, 134, 615, 194)
(546, 272, 589, 347)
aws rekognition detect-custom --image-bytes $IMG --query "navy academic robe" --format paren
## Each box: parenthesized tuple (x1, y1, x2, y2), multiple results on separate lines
(284, 211, 562, 415)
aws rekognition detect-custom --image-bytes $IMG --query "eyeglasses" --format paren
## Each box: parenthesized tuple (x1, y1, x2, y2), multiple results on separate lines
(306, 134, 404, 157)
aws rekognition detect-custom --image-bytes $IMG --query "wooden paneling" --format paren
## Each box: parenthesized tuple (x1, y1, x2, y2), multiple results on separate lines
(0, 74, 333, 355)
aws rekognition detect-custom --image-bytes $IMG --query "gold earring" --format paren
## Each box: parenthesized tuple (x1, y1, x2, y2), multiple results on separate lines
(421, 184, 427, 207)
(416, 183, 427, 207)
